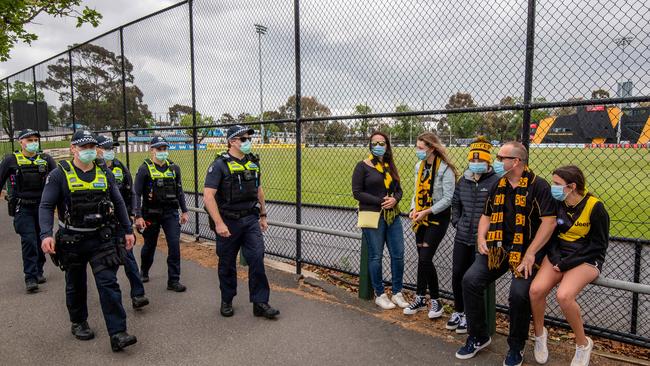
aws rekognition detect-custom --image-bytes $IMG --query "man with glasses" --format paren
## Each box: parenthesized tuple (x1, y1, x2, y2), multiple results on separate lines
(455, 141, 556, 366)
(203, 125, 279, 319)
(134, 136, 189, 292)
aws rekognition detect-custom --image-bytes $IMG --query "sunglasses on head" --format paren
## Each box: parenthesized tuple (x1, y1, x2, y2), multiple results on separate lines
(370, 141, 386, 147)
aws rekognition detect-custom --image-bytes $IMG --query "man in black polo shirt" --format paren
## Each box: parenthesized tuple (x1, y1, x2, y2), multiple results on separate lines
(455, 141, 556, 366)
(203, 125, 279, 319)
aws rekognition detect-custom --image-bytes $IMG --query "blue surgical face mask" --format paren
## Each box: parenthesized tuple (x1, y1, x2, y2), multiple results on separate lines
(415, 149, 428, 161)
(493, 161, 506, 177)
(103, 150, 115, 161)
(155, 151, 169, 161)
(468, 162, 488, 174)
(371, 145, 386, 157)
(551, 184, 568, 201)
(78, 148, 97, 164)
(240, 140, 252, 154)
(25, 142, 39, 153)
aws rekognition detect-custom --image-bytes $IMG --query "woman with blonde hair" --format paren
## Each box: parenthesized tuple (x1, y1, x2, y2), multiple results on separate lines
(404, 132, 457, 319)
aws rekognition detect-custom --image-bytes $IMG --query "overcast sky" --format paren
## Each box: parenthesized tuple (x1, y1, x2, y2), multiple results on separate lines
(1, 0, 648, 119)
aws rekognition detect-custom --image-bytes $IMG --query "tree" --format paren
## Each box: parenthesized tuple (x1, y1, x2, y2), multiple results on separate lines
(180, 112, 214, 143)
(353, 103, 374, 137)
(1, 1, 102, 61)
(392, 103, 424, 144)
(168, 104, 193, 124)
(0, 80, 61, 136)
(494, 96, 550, 142)
(591, 89, 610, 99)
(324, 121, 348, 143)
(278, 95, 331, 142)
(445, 92, 482, 139)
(38, 44, 152, 137)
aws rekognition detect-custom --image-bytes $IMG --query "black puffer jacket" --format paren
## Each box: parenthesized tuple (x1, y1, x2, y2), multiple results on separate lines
(452, 168, 499, 246)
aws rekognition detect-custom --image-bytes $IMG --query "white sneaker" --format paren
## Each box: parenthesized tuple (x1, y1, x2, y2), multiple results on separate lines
(534, 327, 549, 364)
(391, 292, 409, 308)
(571, 337, 593, 366)
(428, 299, 444, 319)
(375, 293, 396, 310)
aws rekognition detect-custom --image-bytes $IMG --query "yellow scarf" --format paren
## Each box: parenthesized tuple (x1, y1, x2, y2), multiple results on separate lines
(370, 155, 399, 225)
(412, 157, 441, 232)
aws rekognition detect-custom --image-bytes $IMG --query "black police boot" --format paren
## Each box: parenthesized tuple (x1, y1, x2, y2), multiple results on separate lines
(110, 332, 137, 352)
(132, 296, 150, 309)
(220, 301, 234, 317)
(25, 280, 38, 293)
(140, 271, 149, 283)
(71, 321, 95, 340)
(167, 282, 187, 292)
(37, 275, 47, 284)
(253, 303, 280, 319)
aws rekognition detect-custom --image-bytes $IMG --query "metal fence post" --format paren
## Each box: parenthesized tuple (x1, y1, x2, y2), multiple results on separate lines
(521, 0, 537, 148)
(358, 233, 373, 300)
(188, 0, 200, 239)
(6, 79, 14, 151)
(294, 0, 303, 275)
(631, 239, 642, 334)
(119, 27, 130, 170)
(31, 67, 41, 144)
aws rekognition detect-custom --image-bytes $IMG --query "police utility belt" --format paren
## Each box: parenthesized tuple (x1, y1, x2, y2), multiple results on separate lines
(219, 207, 259, 220)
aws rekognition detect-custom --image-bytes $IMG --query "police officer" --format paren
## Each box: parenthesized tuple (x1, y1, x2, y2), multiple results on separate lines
(133, 136, 189, 292)
(96, 135, 149, 309)
(0, 129, 56, 293)
(203, 125, 279, 319)
(39, 130, 137, 351)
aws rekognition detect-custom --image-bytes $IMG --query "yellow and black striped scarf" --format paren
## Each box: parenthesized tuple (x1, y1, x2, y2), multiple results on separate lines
(487, 168, 535, 277)
(412, 156, 441, 232)
(370, 155, 399, 225)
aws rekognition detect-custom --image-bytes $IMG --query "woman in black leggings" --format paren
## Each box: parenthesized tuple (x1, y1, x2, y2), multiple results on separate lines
(404, 132, 457, 319)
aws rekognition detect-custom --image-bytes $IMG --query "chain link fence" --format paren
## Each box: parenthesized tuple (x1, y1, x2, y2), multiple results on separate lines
(1, 0, 649, 347)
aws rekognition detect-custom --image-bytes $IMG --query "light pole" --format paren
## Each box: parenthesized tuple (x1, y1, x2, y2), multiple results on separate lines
(255, 24, 267, 144)
(614, 35, 634, 144)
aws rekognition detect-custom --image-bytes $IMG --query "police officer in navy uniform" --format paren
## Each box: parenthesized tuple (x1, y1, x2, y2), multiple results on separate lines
(203, 125, 279, 319)
(96, 135, 149, 309)
(39, 130, 137, 351)
(0, 129, 56, 292)
(133, 136, 189, 292)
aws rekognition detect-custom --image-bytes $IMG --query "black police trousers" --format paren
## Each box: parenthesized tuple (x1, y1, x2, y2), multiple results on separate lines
(215, 213, 270, 304)
(13, 203, 46, 282)
(61, 230, 127, 336)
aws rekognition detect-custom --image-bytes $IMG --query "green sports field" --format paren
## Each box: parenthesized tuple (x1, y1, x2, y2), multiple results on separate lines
(0, 140, 646, 239)
(120, 145, 649, 240)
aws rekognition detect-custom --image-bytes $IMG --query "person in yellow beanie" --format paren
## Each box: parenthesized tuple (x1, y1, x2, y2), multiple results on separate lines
(448, 137, 499, 333)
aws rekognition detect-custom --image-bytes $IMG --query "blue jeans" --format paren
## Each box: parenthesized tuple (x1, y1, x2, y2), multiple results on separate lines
(141, 209, 181, 284)
(362, 216, 404, 296)
(13, 204, 46, 282)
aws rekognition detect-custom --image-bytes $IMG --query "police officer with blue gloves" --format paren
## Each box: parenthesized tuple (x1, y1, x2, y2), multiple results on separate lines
(0, 129, 56, 293)
(96, 135, 149, 309)
(39, 130, 137, 351)
(133, 136, 189, 292)
(203, 125, 279, 319)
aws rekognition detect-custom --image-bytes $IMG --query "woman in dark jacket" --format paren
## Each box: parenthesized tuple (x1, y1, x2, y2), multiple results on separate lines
(449, 137, 498, 333)
(529, 165, 609, 366)
(352, 132, 407, 310)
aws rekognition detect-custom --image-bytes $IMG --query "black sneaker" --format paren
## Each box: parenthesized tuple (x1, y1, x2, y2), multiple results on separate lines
(220, 301, 234, 317)
(455, 335, 491, 359)
(456, 313, 468, 334)
(140, 271, 149, 283)
(110, 332, 137, 352)
(253, 303, 279, 319)
(37, 275, 47, 284)
(25, 280, 39, 293)
(403, 295, 427, 315)
(446, 312, 462, 330)
(132, 296, 150, 309)
(428, 298, 444, 319)
(71, 321, 95, 341)
(503, 347, 524, 366)
(167, 282, 187, 292)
